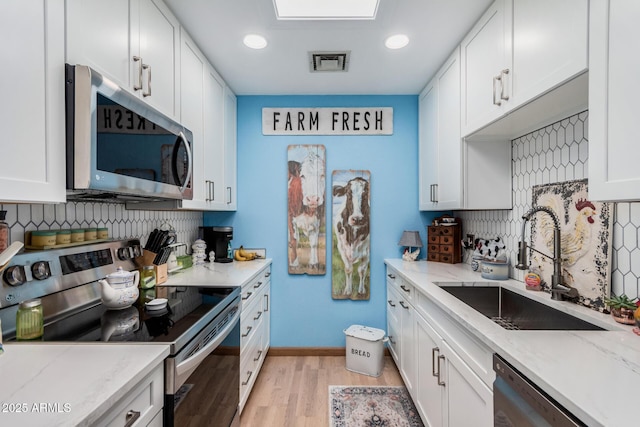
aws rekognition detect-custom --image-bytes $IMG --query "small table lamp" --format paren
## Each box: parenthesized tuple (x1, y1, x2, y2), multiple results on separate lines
(399, 230, 423, 261)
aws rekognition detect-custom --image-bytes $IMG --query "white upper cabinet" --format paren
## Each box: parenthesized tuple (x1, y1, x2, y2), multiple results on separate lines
(66, 0, 180, 119)
(203, 67, 227, 209)
(224, 88, 238, 210)
(461, 0, 588, 139)
(0, 0, 66, 203)
(419, 48, 463, 211)
(460, 0, 511, 137)
(589, 0, 640, 201)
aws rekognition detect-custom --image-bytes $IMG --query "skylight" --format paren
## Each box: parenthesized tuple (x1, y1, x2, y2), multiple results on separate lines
(273, 0, 380, 20)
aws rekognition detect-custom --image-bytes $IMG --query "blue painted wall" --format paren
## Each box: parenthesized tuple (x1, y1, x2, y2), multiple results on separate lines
(204, 95, 444, 347)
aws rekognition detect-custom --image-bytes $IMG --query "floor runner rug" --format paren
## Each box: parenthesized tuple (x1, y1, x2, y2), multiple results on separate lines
(174, 383, 194, 410)
(329, 385, 424, 426)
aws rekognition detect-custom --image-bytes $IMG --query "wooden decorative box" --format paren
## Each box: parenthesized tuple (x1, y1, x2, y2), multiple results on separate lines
(427, 218, 462, 264)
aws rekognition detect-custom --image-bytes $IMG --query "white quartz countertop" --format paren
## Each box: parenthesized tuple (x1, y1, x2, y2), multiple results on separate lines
(0, 343, 169, 426)
(385, 259, 640, 427)
(162, 259, 272, 288)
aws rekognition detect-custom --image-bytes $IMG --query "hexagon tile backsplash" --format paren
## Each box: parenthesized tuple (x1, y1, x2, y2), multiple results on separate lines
(0, 202, 202, 256)
(457, 111, 640, 302)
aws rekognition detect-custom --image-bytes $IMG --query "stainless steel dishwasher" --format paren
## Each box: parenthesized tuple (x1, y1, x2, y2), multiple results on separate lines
(493, 354, 586, 427)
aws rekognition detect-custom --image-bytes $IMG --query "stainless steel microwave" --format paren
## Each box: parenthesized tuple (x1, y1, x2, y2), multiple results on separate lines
(65, 64, 193, 202)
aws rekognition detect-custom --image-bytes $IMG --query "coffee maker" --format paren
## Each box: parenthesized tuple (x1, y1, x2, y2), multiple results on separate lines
(199, 226, 233, 263)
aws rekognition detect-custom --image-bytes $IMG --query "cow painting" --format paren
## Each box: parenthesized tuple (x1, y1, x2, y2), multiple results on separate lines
(288, 145, 326, 275)
(332, 170, 371, 300)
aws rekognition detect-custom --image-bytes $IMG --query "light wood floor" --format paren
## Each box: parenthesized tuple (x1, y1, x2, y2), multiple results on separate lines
(240, 355, 404, 427)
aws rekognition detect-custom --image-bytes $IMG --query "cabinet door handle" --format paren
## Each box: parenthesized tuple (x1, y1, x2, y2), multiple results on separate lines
(493, 74, 502, 106)
(242, 326, 252, 337)
(142, 63, 151, 97)
(500, 69, 510, 101)
(254, 311, 262, 321)
(400, 285, 411, 294)
(242, 370, 253, 386)
(124, 410, 141, 427)
(242, 292, 253, 300)
(205, 180, 212, 201)
(388, 335, 396, 345)
(437, 354, 446, 386)
(432, 347, 440, 377)
(387, 299, 396, 307)
(133, 56, 143, 91)
(264, 294, 269, 312)
(254, 350, 263, 362)
(430, 184, 438, 203)
(227, 186, 232, 204)
(399, 301, 409, 309)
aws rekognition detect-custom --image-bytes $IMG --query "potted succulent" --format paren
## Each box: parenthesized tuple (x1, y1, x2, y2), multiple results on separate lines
(605, 294, 639, 325)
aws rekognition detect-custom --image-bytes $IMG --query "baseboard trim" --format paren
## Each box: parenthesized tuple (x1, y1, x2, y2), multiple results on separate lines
(268, 347, 391, 357)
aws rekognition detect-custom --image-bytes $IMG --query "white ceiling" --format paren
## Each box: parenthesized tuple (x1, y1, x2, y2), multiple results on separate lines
(163, 0, 493, 95)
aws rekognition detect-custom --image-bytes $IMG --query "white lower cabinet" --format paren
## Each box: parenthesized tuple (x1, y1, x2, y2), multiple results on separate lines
(239, 264, 271, 413)
(97, 363, 164, 426)
(386, 265, 493, 427)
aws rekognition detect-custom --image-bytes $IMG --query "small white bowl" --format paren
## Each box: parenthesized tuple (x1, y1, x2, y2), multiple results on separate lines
(145, 298, 168, 311)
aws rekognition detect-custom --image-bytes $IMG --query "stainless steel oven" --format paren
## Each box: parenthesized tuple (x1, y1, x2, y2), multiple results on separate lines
(0, 240, 240, 427)
(493, 354, 585, 427)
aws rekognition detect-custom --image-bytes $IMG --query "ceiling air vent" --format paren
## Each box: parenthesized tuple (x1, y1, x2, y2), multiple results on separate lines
(309, 51, 350, 72)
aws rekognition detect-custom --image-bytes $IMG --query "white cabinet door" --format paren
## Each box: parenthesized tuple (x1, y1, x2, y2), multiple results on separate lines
(138, 0, 179, 118)
(415, 314, 445, 427)
(398, 295, 415, 396)
(203, 68, 226, 209)
(434, 48, 462, 210)
(0, 0, 66, 203)
(178, 29, 207, 209)
(66, 0, 179, 119)
(386, 283, 401, 364)
(510, 0, 587, 110)
(589, 0, 640, 201)
(418, 80, 438, 210)
(460, 0, 511, 136)
(442, 341, 493, 427)
(223, 88, 238, 210)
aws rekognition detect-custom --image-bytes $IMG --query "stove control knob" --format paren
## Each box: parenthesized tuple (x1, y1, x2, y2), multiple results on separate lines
(3, 265, 26, 286)
(117, 247, 133, 260)
(31, 261, 51, 280)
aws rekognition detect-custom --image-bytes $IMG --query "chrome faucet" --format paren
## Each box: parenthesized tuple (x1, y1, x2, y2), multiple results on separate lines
(515, 206, 579, 301)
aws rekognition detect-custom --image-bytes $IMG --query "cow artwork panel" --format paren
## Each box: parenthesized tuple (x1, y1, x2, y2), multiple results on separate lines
(331, 170, 371, 300)
(287, 145, 326, 275)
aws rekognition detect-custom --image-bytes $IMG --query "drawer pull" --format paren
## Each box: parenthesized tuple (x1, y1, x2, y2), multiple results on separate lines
(388, 336, 396, 345)
(437, 355, 446, 386)
(254, 311, 262, 320)
(400, 285, 410, 293)
(265, 272, 271, 277)
(242, 370, 253, 386)
(387, 299, 396, 307)
(242, 292, 253, 300)
(387, 274, 396, 279)
(124, 410, 141, 427)
(242, 326, 252, 337)
(399, 301, 409, 309)
(254, 281, 263, 289)
(254, 350, 263, 362)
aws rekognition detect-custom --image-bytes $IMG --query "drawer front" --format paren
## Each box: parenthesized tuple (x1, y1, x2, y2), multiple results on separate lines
(440, 227, 454, 236)
(441, 235, 454, 245)
(440, 245, 454, 255)
(439, 254, 453, 263)
(428, 234, 440, 244)
(428, 253, 440, 261)
(428, 244, 440, 252)
(241, 265, 272, 309)
(100, 365, 164, 427)
(241, 294, 264, 348)
(386, 267, 399, 286)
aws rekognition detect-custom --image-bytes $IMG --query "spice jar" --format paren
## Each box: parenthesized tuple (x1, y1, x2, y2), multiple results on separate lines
(32, 230, 57, 247)
(70, 229, 85, 243)
(140, 265, 156, 289)
(0, 210, 8, 252)
(56, 229, 71, 245)
(97, 227, 109, 239)
(16, 298, 44, 341)
(84, 227, 97, 241)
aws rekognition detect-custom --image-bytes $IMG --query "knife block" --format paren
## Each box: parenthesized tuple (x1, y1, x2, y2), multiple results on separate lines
(135, 250, 168, 285)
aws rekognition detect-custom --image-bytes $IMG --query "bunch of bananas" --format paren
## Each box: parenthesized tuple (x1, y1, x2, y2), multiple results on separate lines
(234, 246, 260, 261)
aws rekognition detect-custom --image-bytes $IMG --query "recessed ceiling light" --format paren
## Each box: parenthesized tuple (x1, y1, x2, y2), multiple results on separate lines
(385, 34, 409, 50)
(273, 0, 379, 20)
(243, 34, 268, 49)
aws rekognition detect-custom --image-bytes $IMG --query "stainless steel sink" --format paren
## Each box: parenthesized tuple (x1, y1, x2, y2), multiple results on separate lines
(438, 284, 604, 331)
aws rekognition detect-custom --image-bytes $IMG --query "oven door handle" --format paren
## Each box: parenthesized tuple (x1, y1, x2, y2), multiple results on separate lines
(175, 307, 240, 379)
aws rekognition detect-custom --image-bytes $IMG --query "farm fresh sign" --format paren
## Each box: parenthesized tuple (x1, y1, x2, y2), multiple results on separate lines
(262, 108, 393, 135)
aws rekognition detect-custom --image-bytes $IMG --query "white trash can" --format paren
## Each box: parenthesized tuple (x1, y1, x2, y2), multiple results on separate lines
(343, 325, 387, 377)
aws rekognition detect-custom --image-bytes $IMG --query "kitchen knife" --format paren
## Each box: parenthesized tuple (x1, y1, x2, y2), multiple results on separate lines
(146, 229, 159, 251)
